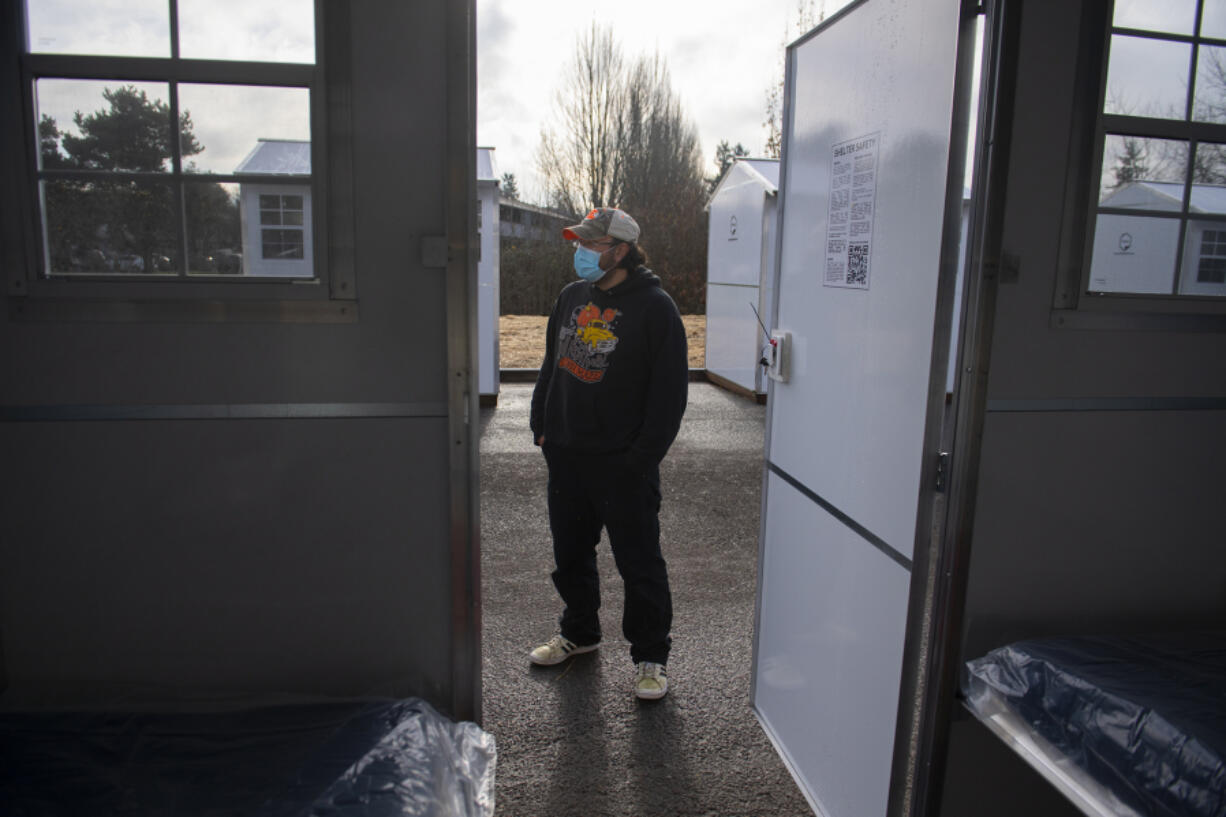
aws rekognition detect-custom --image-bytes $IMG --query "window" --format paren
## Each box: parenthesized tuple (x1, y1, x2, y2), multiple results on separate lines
(1084, 0, 1226, 299)
(259, 194, 306, 262)
(22, 0, 319, 285)
(1197, 228, 1226, 282)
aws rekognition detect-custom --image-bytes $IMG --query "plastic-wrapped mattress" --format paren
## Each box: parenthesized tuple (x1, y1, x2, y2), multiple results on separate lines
(0, 697, 495, 816)
(963, 633, 1226, 817)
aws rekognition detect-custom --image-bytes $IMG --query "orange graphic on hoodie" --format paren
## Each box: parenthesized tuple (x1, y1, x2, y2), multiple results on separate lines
(558, 302, 621, 383)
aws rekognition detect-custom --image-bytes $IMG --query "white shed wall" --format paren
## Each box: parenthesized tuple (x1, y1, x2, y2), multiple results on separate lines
(478, 177, 500, 396)
(239, 183, 314, 279)
(706, 162, 777, 393)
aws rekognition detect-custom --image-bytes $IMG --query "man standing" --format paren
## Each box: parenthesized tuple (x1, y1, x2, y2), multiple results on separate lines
(529, 207, 688, 700)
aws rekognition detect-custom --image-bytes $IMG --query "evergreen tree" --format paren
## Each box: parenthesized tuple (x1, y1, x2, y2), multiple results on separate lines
(501, 172, 520, 199)
(40, 85, 238, 274)
(710, 140, 749, 192)
(62, 85, 202, 172)
(1112, 137, 1149, 188)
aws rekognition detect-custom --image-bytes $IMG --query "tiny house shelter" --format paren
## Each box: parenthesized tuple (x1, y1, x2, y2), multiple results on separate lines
(1, 0, 481, 726)
(234, 138, 314, 279)
(705, 158, 779, 395)
(1094, 180, 1226, 297)
(477, 147, 500, 400)
(750, 1, 1226, 816)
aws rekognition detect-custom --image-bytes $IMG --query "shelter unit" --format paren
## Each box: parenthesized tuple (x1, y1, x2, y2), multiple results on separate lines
(1095, 180, 1226, 297)
(1, 0, 481, 731)
(235, 138, 314, 279)
(751, 2, 1226, 817)
(477, 147, 500, 400)
(705, 158, 779, 395)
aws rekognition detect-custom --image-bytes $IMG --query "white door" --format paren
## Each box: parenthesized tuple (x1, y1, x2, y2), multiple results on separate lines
(751, 0, 969, 815)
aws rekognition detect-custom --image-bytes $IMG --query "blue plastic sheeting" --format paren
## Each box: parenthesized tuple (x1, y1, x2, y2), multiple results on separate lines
(0, 697, 495, 816)
(964, 633, 1226, 817)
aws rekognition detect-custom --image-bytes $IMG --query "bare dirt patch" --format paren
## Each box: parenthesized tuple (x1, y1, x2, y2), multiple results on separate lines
(499, 314, 706, 369)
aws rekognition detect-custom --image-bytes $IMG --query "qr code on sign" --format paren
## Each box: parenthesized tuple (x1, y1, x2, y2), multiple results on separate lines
(847, 242, 869, 285)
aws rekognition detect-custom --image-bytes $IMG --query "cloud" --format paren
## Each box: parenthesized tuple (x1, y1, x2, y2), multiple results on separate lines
(477, 2, 518, 94)
(26, 0, 314, 62)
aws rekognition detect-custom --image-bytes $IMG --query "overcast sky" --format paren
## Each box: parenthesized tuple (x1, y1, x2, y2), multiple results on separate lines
(29, 0, 314, 175)
(477, 0, 855, 202)
(30, 0, 1205, 203)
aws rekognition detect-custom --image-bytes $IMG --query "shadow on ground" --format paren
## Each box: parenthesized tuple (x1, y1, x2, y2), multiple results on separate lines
(479, 382, 810, 817)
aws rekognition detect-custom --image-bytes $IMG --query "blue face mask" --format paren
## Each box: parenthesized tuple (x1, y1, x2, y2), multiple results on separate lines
(573, 246, 606, 282)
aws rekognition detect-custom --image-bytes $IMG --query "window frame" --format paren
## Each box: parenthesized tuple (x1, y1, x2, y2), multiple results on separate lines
(1194, 227, 1226, 283)
(1056, 0, 1226, 319)
(7, 0, 355, 315)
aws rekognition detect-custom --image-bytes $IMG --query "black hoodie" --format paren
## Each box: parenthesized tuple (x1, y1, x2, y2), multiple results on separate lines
(530, 266, 688, 470)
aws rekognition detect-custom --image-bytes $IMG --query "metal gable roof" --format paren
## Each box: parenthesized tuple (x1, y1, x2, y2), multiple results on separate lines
(706, 157, 781, 209)
(741, 158, 780, 190)
(1101, 180, 1226, 213)
(234, 139, 311, 175)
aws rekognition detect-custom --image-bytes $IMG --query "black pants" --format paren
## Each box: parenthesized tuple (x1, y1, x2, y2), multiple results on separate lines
(543, 445, 672, 665)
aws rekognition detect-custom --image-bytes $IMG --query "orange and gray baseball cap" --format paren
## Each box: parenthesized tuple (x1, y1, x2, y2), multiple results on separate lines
(562, 207, 641, 243)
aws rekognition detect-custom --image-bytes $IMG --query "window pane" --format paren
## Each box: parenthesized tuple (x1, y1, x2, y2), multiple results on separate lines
(1194, 46, 1226, 123)
(178, 0, 315, 64)
(1104, 35, 1192, 119)
(185, 182, 243, 275)
(1089, 213, 1180, 293)
(283, 195, 304, 210)
(1179, 220, 1226, 294)
(1098, 135, 1189, 209)
(26, 0, 169, 57)
(42, 180, 178, 276)
(1112, 0, 1198, 35)
(179, 85, 311, 175)
(1190, 143, 1226, 209)
(261, 229, 304, 259)
(1204, 1, 1226, 39)
(260, 209, 281, 225)
(35, 80, 174, 173)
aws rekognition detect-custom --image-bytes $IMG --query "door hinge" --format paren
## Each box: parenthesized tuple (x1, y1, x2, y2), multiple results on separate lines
(935, 451, 950, 493)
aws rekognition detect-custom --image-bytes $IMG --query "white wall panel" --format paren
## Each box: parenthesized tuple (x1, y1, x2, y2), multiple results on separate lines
(706, 283, 762, 391)
(478, 180, 500, 395)
(708, 167, 768, 286)
(753, 0, 963, 812)
(755, 472, 911, 817)
(768, 0, 961, 556)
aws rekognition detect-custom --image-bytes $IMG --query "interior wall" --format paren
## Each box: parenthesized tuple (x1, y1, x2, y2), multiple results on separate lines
(960, 0, 1226, 661)
(941, 0, 1226, 812)
(0, 1, 476, 713)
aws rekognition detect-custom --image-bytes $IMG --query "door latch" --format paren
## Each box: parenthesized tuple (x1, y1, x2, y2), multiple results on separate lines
(935, 451, 950, 493)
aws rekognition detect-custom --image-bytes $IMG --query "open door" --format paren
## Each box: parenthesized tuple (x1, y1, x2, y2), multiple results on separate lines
(751, 0, 978, 815)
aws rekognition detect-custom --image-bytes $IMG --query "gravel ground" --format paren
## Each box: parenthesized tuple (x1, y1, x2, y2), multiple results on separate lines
(479, 383, 811, 817)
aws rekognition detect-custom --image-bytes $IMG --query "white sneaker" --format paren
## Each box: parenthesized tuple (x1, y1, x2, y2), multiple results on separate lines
(529, 634, 600, 666)
(634, 662, 668, 700)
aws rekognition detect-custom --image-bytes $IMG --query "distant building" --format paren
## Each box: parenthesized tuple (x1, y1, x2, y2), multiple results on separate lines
(704, 158, 780, 395)
(1095, 180, 1226, 296)
(499, 197, 573, 243)
(234, 139, 313, 278)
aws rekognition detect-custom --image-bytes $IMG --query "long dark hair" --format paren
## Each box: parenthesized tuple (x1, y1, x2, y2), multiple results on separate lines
(616, 241, 648, 271)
